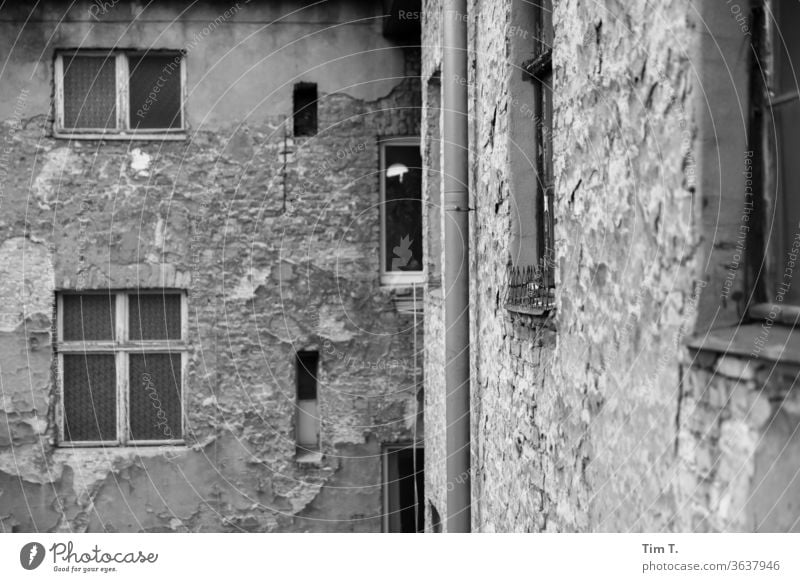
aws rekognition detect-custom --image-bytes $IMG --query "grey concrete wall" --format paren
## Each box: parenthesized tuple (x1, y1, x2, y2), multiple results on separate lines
(0, 0, 422, 532)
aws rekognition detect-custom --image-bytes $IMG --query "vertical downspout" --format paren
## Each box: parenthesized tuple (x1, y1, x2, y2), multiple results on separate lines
(442, 0, 471, 532)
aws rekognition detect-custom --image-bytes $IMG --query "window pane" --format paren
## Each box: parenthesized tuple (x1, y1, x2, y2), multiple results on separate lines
(62, 354, 117, 442)
(293, 83, 318, 136)
(129, 54, 182, 130)
(62, 294, 116, 341)
(129, 353, 182, 441)
(774, 100, 800, 305)
(62, 55, 117, 130)
(775, 0, 800, 95)
(129, 293, 182, 340)
(384, 145, 423, 273)
(296, 351, 318, 400)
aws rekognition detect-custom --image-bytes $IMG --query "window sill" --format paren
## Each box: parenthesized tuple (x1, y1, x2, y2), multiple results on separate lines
(504, 303, 554, 317)
(687, 321, 800, 367)
(52, 444, 188, 458)
(53, 131, 187, 141)
(295, 450, 323, 465)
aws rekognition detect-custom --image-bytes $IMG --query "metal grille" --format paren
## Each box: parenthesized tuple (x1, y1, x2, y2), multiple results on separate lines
(504, 262, 555, 314)
(129, 293, 182, 340)
(62, 294, 115, 341)
(62, 55, 117, 129)
(128, 54, 182, 129)
(128, 353, 182, 441)
(62, 354, 117, 442)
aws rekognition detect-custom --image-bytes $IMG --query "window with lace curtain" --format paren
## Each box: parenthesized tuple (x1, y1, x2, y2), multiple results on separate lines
(56, 290, 186, 446)
(54, 50, 185, 138)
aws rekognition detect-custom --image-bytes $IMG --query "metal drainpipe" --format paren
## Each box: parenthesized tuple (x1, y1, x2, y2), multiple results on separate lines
(442, 0, 471, 533)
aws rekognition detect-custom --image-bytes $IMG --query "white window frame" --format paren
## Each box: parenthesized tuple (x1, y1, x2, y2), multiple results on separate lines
(380, 136, 425, 286)
(53, 50, 187, 140)
(55, 290, 188, 447)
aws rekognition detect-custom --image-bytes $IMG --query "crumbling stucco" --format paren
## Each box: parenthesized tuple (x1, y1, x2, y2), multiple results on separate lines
(0, 0, 422, 533)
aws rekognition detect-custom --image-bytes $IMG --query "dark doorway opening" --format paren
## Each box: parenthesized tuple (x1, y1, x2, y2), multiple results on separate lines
(384, 445, 424, 532)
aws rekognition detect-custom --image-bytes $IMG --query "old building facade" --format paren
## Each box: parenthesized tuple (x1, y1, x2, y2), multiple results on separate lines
(0, 0, 425, 532)
(422, 0, 800, 532)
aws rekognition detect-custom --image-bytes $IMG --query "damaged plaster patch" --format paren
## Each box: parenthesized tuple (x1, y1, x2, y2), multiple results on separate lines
(316, 305, 354, 342)
(32, 147, 82, 210)
(0, 238, 54, 332)
(129, 148, 152, 174)
(228, 266, 273, 300)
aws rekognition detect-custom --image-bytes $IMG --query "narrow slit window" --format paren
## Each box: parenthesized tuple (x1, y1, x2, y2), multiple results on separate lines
(296, 350, 320, 453)
(293, 82, 318, 136)
(380, 138, 424, 285)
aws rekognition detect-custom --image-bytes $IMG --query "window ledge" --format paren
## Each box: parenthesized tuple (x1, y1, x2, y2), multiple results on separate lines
(53, 131, 187, 141)
(295, 450, 323, 465)
(687, 322, 800, 367)
(52, 444, 188, 458)
(504, 303, 554, 317)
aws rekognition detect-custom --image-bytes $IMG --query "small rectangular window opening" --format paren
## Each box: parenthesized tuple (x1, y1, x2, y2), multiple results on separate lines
(296, 351, 320, 454)
(293, 82, 318, 137)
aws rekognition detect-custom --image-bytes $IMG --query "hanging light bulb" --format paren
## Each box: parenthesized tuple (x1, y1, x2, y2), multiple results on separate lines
(386, 163, 409, 183)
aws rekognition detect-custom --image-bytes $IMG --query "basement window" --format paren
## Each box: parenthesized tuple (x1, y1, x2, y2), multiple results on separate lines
(54, 50, 185, 139)
(293, 82, 318, 137)
(295, 351, 320, 458)
(380, 137, 424, 286)
(56, 290, 187, 446)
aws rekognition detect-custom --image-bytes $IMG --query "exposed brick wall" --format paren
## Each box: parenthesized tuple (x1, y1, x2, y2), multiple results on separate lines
(0, 0, 422, 532)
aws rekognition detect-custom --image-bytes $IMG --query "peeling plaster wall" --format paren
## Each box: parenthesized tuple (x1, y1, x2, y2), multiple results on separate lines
(0, 0, 422, 533)
(422, 0, 708, 531)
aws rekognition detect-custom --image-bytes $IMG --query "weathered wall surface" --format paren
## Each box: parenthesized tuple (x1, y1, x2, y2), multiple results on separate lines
(423, 0, 706, 532)
(0, 0, 421, 532)
(423, 0, 800, 533)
